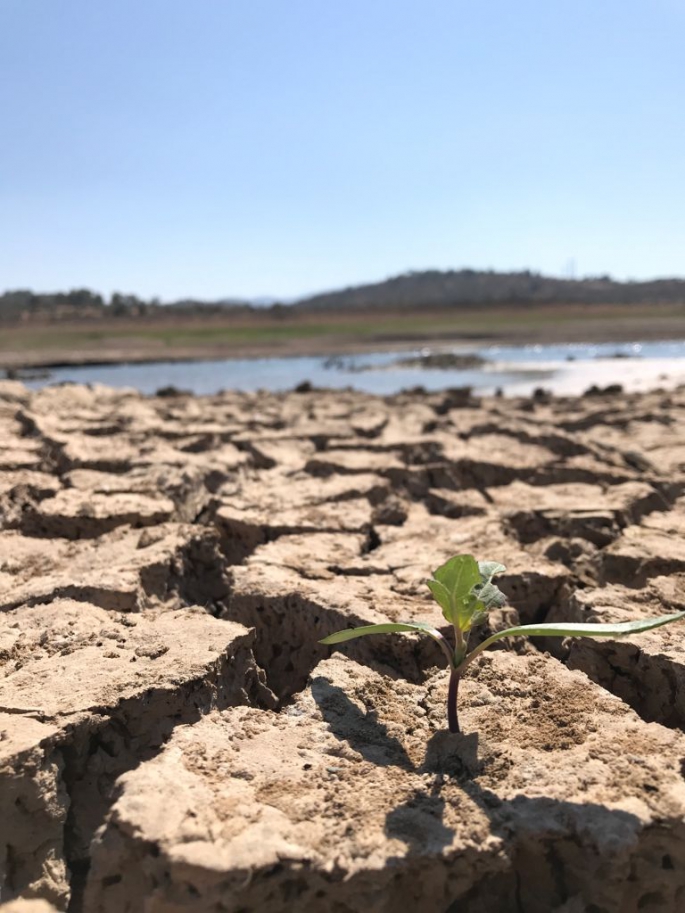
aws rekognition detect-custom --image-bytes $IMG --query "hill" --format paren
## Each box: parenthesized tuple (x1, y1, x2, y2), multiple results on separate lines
(294, 269, 685, 311)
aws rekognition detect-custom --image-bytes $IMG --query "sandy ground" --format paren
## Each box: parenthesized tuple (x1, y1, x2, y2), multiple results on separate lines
(2, 379, 685, 912)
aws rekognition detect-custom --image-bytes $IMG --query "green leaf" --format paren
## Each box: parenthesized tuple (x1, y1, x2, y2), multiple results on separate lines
(459, 610, 685, 671)
(426, 579, 452, 619)
(456, 594, 482, 630)
(469, 605, 489, 628)
(478, 560, 507, 582)
(319, 621, 455, 666)
(428, 554, 481, 624)
(320, 621, 445, 644)
(433, 554, 482, 596)
(488, 613, 685, 640)
(466, 560, 507, 625)
(475, 580, 507, 610)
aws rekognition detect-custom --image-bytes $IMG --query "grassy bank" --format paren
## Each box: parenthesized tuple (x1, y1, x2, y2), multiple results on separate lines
(1, 302, 684, 369)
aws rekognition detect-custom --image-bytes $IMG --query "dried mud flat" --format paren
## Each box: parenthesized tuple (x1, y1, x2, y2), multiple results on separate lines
(1, 379, 685, 913)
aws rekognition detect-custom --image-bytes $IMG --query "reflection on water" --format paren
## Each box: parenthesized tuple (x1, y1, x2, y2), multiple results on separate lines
(21, 339, 685, 397)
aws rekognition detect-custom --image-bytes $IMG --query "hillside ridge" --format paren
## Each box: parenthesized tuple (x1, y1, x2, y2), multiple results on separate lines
(3, 269, 685, 323)
(294, 268, 685, 311)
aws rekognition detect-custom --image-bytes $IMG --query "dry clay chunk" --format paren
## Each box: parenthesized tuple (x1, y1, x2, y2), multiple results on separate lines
(0, 601, 260, 906)
(349, 507, 570, 617)
(0, 601, 258, 719)
(600, 523, 685, 586)
(550, 580, 685, 728)
(0, 716, 67, 908)
(0, 523, 226, 613)
(488, 480, 669, 546)
(22, 489, 174, 539)
(214, 497, 374, 564)
(87, 652, 685, 913)
(227, 562, 451, 699)
(0, 901, 61, 912)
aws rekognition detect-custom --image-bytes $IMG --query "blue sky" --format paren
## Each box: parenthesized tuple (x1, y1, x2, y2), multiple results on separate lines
(1, 0, 684, 300)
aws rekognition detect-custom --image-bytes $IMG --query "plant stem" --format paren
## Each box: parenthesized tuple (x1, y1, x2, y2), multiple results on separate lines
(456, 633, 499, 675)
(433, 630, 457, 668)
(447, 668, 460, 733)
(454, 624, 464, 657)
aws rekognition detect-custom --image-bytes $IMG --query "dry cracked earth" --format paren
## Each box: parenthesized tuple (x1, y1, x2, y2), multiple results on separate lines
(1, 378, 685, 913)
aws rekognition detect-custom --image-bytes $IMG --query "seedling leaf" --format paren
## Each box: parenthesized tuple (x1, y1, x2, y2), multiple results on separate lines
(319, 621, 455, 665)
(475, 580, 507, 610)
(478, 560, 506, 582)
(433, 554, 481, 597)
(426, 579, 452, 618)
(459, 610, 685, 673)
(320, 621, 445, 644)
(485, 612, 685, 641)
(455, 593, 482, 630)
(428, 554, 481, 624)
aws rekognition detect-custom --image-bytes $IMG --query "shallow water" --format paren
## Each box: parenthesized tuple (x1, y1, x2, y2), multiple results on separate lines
(22, 339, 685, 397)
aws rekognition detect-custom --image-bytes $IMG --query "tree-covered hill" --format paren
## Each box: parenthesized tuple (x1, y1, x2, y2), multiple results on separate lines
(2, 270, 685, 323)
(293, 269, 685, 311)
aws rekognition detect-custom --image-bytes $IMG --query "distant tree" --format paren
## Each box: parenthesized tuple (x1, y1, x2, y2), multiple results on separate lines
(268, 303, 290, 320)
(66, 288, 105, 309)
(0, 290, 35, 320)
(110, 292, 145, 316)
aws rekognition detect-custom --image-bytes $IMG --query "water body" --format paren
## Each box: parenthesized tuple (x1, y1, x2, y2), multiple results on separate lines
(21, 339, 685, 397)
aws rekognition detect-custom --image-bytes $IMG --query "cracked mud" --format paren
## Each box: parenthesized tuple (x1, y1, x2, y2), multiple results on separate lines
(1, 379, 685, 913)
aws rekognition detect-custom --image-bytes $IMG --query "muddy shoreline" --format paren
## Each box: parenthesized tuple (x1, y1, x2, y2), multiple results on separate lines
(3, 333, 497, 372)
(2, 304, 685, 371)
(2, 379, 685, 912)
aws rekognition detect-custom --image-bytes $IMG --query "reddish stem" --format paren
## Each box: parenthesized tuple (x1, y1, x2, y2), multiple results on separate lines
(447, 668, 460, 733)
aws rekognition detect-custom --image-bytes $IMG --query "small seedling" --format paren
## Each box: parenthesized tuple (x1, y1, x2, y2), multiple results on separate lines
(320, 554, 685, 733)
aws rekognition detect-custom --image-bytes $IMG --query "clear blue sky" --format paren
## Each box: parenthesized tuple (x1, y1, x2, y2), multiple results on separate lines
(1, 0, 683, 301)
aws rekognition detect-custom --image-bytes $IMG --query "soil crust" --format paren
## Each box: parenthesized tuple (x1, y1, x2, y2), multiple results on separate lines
(1, 379, 685, 912)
